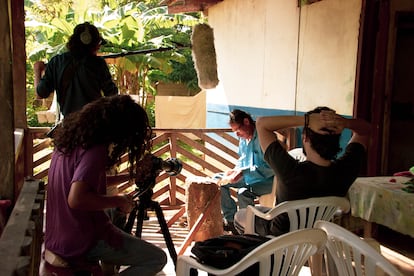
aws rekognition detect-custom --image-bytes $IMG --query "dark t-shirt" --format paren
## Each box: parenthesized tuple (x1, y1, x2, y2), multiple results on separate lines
(37, 52, 118, 116)
(255, 140, 366, 236)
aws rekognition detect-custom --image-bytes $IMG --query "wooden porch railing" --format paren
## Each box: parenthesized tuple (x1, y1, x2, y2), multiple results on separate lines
(26, 127, 241, 209)
(26, 127, 297, 211)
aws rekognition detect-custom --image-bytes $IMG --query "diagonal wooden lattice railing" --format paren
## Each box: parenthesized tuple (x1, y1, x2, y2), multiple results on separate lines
(27, 127, 239, 211)
(27, 127, 297, 208)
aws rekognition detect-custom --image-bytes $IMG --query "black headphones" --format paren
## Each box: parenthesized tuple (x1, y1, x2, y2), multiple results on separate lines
(79, 22, 92, 45)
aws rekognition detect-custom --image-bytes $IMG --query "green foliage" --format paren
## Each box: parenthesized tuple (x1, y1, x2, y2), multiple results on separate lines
(146, 100, 155, 127)
(168, 49, 200, 92)
(25, 0, 206, 126)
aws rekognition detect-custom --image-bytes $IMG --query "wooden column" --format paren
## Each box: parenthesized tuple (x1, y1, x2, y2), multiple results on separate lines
(0, 0, 15, 200)
(11, 0, 26, 129)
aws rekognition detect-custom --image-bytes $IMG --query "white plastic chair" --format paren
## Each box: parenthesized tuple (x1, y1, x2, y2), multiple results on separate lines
(245, 196, 350, 235)
(288, 147, 306, 162)
(176, 228, 327, 276)
(258, 177, 277, 207)
(314, 220, 402, 276)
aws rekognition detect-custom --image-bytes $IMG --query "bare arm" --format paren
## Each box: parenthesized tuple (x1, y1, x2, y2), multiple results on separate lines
(307, 110, 371, 150)
(308, 110, 371, 148)
(68, 181, 134, 213)
(337, 116, 371, 150)
(33, 61, 46, 89)
(256, 112, 371, 153)
(256, 116, 304, 153)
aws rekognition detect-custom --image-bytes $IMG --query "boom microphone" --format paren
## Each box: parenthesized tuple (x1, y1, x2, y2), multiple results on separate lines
(191, 23, 219, 89)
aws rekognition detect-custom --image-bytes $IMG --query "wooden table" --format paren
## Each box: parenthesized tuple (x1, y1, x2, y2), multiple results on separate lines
(348, 176, 414, 238)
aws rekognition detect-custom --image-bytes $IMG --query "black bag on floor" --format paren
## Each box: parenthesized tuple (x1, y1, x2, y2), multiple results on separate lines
(190, 234, 270, 274)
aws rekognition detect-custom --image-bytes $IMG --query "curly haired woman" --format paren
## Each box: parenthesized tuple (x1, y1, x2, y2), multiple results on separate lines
(44, 95, 167, 275)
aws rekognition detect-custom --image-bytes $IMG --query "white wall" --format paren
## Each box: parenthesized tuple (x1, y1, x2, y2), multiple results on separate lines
(206, 0, 362, 116)
(208, 0, 299, 112)
(296, 0, 361, 115)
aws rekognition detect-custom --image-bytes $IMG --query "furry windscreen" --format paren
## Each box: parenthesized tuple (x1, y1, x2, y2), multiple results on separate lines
(191, 24, 219, 89)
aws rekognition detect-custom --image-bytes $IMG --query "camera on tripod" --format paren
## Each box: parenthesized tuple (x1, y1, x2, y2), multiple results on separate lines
(133, 154, 182, 199)
(124, 154, 183, 265)
(148, 155, 183, 176)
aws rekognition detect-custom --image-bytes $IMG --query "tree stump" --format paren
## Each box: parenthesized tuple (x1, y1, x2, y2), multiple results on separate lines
(186, 177, 223, 241)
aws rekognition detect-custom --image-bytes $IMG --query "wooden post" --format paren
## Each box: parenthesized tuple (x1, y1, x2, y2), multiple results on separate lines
(11, 0, 27, 129)
(0, 0, 15, 201)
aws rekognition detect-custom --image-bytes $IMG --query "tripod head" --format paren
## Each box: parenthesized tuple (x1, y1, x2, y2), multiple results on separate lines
(133, 154, 182, 199)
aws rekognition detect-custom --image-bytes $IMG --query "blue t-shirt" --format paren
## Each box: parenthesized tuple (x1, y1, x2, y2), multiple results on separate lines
(235, 130, 274, 191)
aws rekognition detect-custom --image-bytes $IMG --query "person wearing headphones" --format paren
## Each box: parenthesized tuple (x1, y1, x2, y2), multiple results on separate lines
(34, 22, 118, 118)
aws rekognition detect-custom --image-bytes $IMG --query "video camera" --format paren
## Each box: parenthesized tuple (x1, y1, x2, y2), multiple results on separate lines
(133, 154, 182, 199)
(149, 155, 182, 176)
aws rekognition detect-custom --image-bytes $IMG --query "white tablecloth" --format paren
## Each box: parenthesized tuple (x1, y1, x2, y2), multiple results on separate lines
(348, 176, 414, 238)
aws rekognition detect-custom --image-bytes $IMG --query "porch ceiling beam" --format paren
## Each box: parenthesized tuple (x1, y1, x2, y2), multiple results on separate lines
(163, 0, 222, 14)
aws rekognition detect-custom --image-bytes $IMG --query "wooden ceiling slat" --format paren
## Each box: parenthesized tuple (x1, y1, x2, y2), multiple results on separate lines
(165, 0, 222, 14)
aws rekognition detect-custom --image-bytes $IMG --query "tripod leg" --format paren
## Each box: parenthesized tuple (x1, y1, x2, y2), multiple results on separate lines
(152, 201, 178, 266)
(124, 207, 137, 234)
(135, 202, 147, 238)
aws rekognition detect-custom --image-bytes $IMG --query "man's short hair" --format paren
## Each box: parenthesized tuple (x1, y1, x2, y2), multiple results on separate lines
(304, 106, 341, 160)
(229, 109, 254, 125)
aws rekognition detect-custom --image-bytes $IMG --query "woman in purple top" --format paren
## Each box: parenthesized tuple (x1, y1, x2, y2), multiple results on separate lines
(44, 95, 167, 275)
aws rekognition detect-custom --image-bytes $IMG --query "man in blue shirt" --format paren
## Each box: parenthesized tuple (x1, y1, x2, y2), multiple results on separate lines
(219, 109, 274, 234)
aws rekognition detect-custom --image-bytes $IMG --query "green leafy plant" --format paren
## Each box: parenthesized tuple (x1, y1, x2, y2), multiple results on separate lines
(25, 0, 205, 126)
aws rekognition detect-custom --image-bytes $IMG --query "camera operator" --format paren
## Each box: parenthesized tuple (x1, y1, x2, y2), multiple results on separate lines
(44, 95, 167, 275)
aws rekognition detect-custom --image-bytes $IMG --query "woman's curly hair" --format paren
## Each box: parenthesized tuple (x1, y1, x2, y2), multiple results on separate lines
(52, 95, 153, 174)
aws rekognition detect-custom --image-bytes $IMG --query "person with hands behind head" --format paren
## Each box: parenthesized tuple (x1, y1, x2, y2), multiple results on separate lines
(34, 22, 117, 119)
(234, 106, 371, 236)
(219, 109, 275, 234)
(44, 95, 167, 276)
